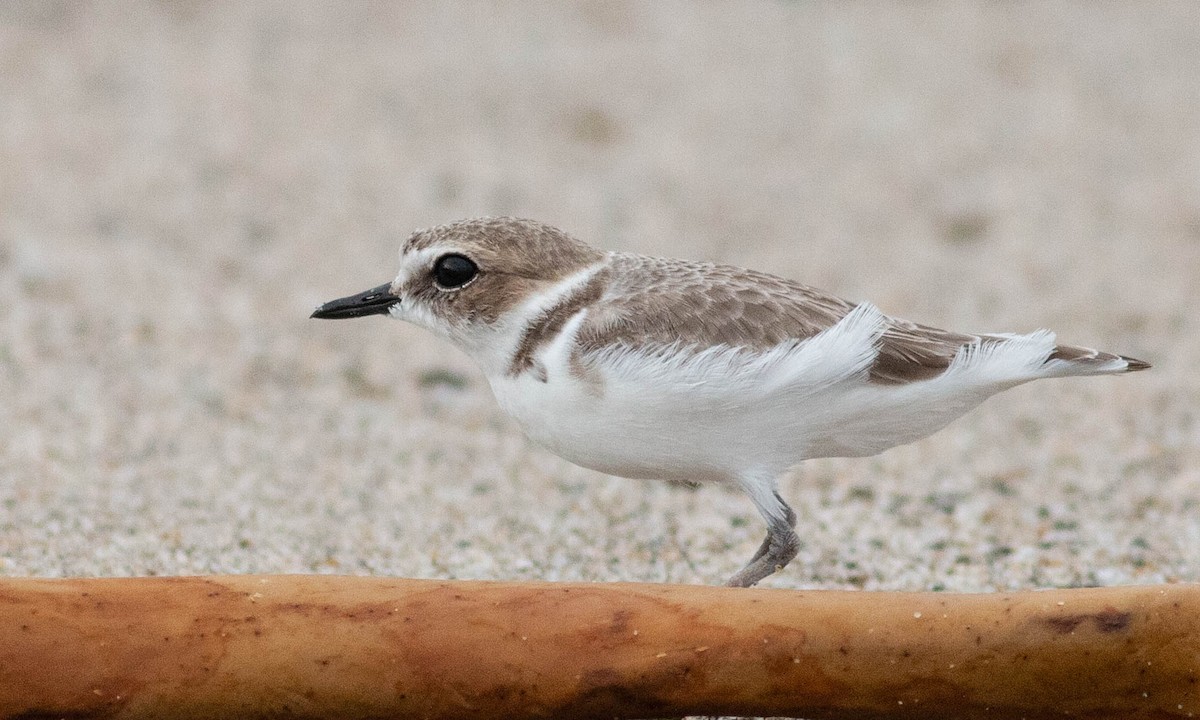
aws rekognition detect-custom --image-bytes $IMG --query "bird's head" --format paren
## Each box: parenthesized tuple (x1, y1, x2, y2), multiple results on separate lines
(312, 217, 605, 361)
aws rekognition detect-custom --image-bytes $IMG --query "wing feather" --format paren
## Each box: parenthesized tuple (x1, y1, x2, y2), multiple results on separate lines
(575, 253, 977, 385)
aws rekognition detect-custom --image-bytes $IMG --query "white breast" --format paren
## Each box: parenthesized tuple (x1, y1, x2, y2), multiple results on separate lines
(486, 311, 728, 483)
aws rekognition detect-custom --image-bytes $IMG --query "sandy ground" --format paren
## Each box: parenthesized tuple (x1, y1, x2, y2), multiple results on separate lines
(1, 2, 1197, 599)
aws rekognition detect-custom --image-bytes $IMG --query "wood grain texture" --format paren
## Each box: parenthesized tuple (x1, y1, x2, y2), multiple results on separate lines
(0, 576, 1196, 719)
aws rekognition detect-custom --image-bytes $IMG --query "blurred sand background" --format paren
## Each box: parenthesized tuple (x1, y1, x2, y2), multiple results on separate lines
(1, 2, 1197, 592)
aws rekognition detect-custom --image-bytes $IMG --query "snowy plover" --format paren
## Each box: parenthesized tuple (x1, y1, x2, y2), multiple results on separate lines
(312, 217, 1148, 587)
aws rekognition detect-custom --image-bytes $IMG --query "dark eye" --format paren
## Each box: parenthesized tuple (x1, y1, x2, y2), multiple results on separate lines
(432, 254, 478, 289)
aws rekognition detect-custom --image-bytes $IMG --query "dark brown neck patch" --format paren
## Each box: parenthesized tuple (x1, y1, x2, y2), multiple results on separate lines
(507, 268, 609, 381)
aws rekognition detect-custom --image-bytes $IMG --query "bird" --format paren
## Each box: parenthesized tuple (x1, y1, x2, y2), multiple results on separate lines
(312, 217, 1149, 587)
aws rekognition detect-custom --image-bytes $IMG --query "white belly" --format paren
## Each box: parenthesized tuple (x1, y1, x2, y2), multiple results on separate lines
(490, 368, 749, 483)
(490, 366, 1001, 485)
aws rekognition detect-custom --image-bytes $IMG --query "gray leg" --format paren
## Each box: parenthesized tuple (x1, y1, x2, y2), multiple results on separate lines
(726, 487, 799, 588)
(743, 492, 797, 564)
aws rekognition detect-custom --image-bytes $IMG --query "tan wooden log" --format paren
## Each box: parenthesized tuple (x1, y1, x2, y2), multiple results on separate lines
(0, 576, 1196, 719)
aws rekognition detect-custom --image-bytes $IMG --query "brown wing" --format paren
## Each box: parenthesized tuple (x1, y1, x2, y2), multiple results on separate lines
(576, 254, 980, 385)
(871, 318, 983, 384)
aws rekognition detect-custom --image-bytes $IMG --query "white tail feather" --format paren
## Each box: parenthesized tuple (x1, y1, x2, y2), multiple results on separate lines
(944, 330, 1058, 384)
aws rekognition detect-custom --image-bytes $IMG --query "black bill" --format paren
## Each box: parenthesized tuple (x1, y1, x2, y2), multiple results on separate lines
(311, 283, 399, 319)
